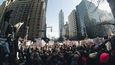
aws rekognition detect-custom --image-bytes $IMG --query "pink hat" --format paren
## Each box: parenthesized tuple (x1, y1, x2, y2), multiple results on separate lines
(99, 52, 110, 63)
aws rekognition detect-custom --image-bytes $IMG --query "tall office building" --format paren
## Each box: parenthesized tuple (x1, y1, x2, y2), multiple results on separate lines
(76, 0, 88, 39)
(0, 0, 15, 33)
(107, 0, 115, 18)
(59, 10, 64, 40)
(76, 0, 114, 38)
(68, 10, 78, 39)
(0, 1, 6, 24)
(0, 0, 48, 39)
(84, 0, 114, 37)
(0, 0, 15, 19)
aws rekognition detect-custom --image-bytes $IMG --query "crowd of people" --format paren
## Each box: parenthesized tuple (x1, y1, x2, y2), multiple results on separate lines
(16, 36, 115, 65)
(0, 35, 115, 65)
(1, 7, 114, 65)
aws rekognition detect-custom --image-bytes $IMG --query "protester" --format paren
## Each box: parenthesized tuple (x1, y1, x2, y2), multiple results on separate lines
(0, 35, 115, 65)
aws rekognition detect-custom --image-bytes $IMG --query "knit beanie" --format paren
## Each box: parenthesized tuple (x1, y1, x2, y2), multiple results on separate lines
(99, 52, 110, 63)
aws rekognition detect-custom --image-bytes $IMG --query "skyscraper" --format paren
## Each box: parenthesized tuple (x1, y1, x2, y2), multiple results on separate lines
(0, 0, 48, 39)
(68, 10, 78, 39)
(0, 1, 6, 27)
(59, 10, 64, 40)
(76, 0, 115, 38)
(0, 0, 14, 32)
(107, 0, 115, 18)
(76, 0, 88, 39)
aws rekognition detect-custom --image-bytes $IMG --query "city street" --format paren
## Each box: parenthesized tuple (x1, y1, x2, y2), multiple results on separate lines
(0, 0, 115, 65)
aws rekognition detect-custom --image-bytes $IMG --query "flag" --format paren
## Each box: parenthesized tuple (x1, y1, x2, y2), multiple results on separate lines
(14, 22, 24, 32)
